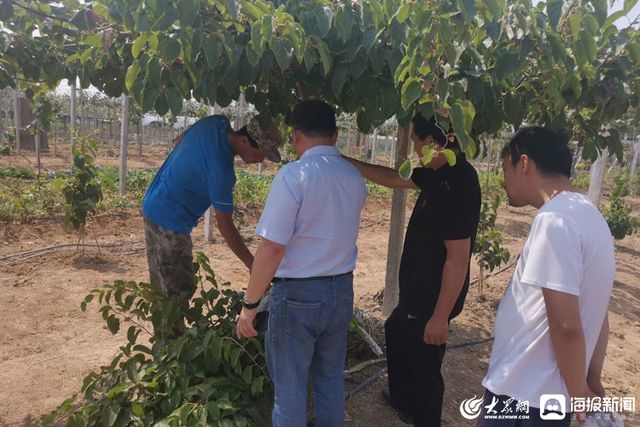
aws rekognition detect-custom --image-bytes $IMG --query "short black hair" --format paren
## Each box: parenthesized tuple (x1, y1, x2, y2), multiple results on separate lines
(289, 99, 336, 139)
(237, 125, 259, 149)
(411, 113, 459, 150)
(501, 127, 572, 178)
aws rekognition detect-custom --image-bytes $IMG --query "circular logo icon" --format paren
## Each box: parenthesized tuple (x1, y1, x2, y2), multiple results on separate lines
(460, 395, 485, 420)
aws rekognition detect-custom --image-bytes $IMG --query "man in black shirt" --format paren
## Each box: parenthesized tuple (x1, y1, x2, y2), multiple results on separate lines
(346, 114, 481, 426)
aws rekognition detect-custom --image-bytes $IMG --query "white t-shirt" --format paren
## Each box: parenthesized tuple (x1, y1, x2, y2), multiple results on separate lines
(482, 192, 615, 405)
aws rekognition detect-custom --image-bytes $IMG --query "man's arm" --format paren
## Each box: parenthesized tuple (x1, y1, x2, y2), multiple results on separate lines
(236, 237, 286, 338)
(542, 288, 595, 398)
(423, 238, 471, 345)
(344, 156, 418, 189)
(586, 313, 609, 397)
(214, 209, 254, 270)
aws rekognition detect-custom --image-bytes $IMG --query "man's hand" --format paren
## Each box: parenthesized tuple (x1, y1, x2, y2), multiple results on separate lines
(423, 315, 448, 345)
(236, 307, 258, 339)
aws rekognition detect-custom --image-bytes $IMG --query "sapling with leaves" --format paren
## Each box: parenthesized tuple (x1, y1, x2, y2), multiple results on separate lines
(473, 194, 511, 294)
(397, 128, 459, 180)
(63, 138, 103, 252)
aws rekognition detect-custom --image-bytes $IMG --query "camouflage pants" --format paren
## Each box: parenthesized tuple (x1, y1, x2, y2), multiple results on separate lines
(144, 218, 195, 299)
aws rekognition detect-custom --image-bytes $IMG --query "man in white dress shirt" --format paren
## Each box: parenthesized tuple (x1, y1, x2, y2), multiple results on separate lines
(235, 100, 367, 427)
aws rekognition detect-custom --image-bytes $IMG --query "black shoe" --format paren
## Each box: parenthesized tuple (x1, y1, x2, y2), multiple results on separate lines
(382, 387, 413, 424)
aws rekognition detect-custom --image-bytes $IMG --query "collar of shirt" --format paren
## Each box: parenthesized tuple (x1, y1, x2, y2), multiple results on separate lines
(300, 145, 340, 159)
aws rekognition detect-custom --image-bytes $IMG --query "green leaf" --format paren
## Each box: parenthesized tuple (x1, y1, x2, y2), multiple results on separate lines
(331, 67, 349, 98)
(546, 0, 563, 30)
(484, 0, 504, 20)
(106, 383, 129, 399)
(270, 38, 294, 71)
(313, 6, 334, 38)
(242, 366, 252, 384)
(398, 159, 412, 180)
(166, 88, 183, 116)
(494, 52, 520, 81)
(100, 401, 120, 427)
(240, 0, 262, 19)
(590, 0, 607, 26)
(311, 36, 332, 76)
(141, 88, 159, 112)
(0, 0, 13, 20)
(155, 91, 169, 116)
(132, 402, 144, 417)
(159, 37, 181, 62)
(178, 0, 198, 26)
(580, 30, 597, 63)
(106, 315, 120, 334)
(451, 102, 472, 152)
(127, 325, 137, 344)
(420, 145, 433, 166)
(260, 15, 273, 42)
(203, 37, 221, 68)
(132, 34, 148, 59)
(125, 61, 140, 92)
(573, 39, 588, 68)
(335, 6, 355, 42)
(603, 10, 625, 29)
(458, 0, 476, 21)
(396, 3, 410, 23)
(442, 148, 457, 166)
(627, 41, 640, 62)
(400, 78, 422, 110)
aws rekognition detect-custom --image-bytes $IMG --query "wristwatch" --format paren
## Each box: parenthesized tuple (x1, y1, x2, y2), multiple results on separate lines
(242, 296, 261, 310)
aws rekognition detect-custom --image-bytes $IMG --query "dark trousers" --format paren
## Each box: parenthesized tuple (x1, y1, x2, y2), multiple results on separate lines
(385, 306, 447, 427)
(477, 390, 571, 427)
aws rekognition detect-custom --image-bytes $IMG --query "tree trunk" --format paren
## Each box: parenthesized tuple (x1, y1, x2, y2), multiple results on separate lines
(383, 123, 411, 316)
(137, 119, 143, 157)
(119, 95, 129, 196)
(204, 104, 218, 243)
(13, 90, 21, 153)
(70, 82, 77, 166)
(629, 143, 639, 188)
(588, 148, 608, 205)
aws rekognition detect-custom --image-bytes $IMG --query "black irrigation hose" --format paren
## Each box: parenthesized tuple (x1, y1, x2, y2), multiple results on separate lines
(0, 240, 147, 266)
(344, 337, 494, 403)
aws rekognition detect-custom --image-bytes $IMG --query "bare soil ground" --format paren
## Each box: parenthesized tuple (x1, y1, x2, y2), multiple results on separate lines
(1, 149, 638, 426)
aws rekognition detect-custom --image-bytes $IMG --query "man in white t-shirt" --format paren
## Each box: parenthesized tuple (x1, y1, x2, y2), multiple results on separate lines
(479, 127, 615, 426)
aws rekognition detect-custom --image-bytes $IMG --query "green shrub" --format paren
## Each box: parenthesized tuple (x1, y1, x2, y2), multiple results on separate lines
(63, 139, 103, 232)
(604, 172, 638, 240)
(234, 171, 273, 209)
(37, 253, 271, 427)
(473, 195, 510, 289)
(0, 166, 37, 179)
(632, 171, 640, 196)
(367, 182, 393, 198)
(478, 169, 505, 197)
(571, 171, 590, 191)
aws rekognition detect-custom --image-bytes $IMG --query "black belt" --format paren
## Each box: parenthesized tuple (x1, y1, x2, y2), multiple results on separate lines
(273, 271, 352, 283)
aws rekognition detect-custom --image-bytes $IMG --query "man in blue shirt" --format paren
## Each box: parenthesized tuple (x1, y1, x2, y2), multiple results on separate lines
(142, 115, 281, 337)
(235, 100, 367, 427)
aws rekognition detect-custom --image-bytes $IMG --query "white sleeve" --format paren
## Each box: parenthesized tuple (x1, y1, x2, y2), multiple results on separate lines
(520, 212, 583, 296)
(255, 168, 301, 245)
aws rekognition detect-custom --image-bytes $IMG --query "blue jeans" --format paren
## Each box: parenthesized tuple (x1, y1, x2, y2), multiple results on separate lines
(265, 274, 354, 427)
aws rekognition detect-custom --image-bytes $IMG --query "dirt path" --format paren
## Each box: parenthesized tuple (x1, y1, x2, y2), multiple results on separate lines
(1, 150, 638, 426)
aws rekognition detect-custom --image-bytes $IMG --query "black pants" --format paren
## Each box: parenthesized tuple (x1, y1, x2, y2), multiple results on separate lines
(477, 390, 571, 427)
(385, 306, 447, 427)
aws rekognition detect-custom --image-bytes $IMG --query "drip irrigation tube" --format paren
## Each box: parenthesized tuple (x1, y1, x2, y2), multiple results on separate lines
(344, 336, 494, 402)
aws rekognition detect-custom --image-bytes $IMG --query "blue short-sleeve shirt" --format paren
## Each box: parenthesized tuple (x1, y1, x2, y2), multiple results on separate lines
(142, 115, 235, 234)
